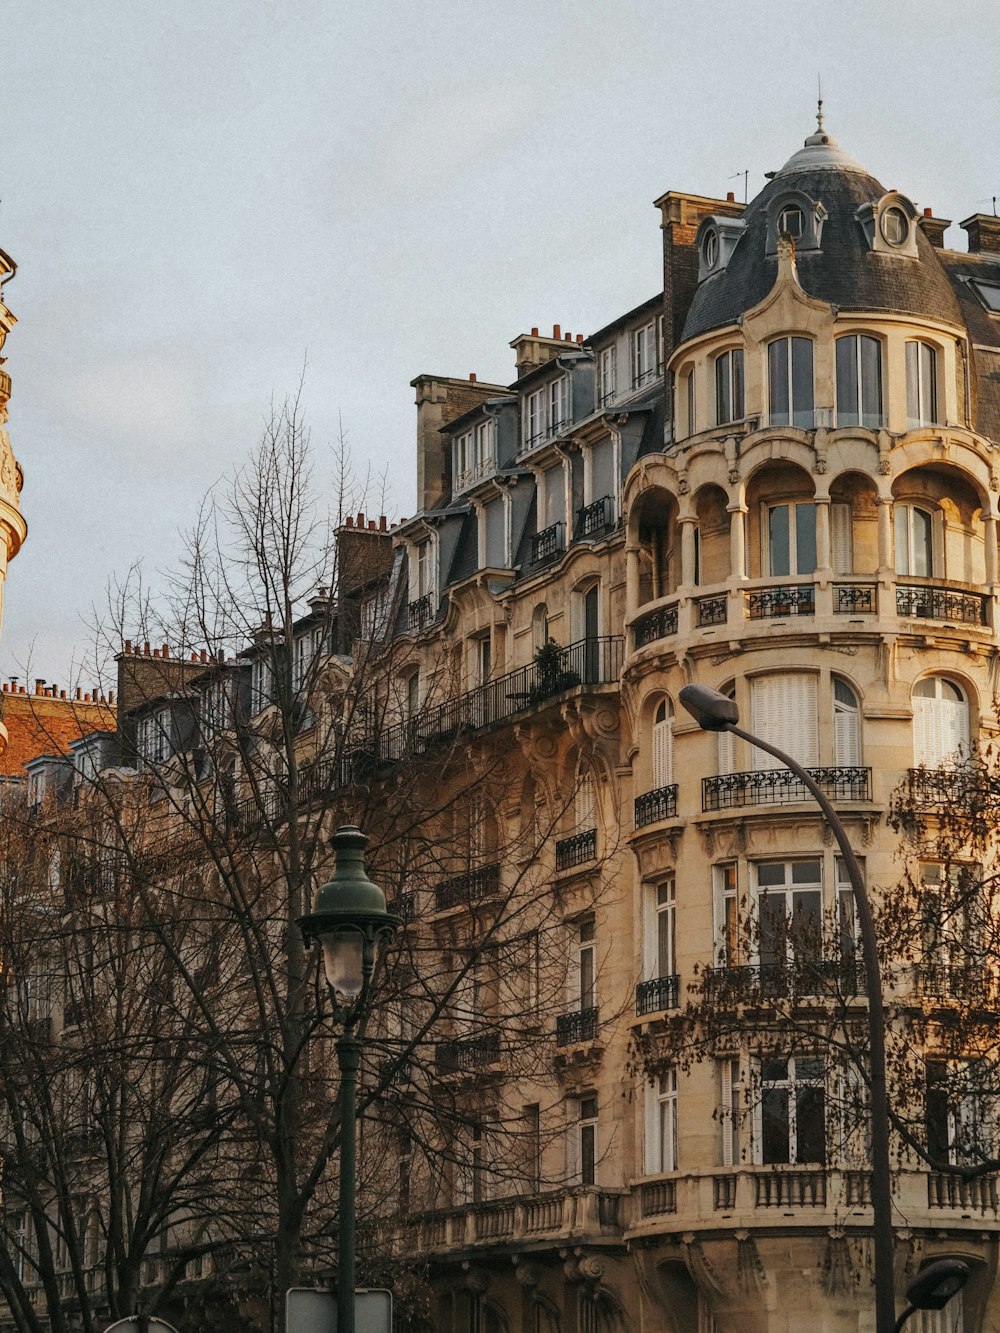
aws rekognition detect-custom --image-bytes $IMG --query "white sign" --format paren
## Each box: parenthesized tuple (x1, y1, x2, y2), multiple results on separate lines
(285, 1287, 392, 1333)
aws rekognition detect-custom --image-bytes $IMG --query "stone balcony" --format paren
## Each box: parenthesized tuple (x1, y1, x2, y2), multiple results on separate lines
(401, 1186, 626, 1257)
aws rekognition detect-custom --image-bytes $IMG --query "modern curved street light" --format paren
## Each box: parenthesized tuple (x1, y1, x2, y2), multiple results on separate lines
(892, 1258, 970, 1332)
(299, 825, 399, 1333)
(679, 683, 895, 1333)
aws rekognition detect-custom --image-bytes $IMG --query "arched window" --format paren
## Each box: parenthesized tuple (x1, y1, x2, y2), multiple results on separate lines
(653, 699, 674, 789)
(532, 603, 549, 652)
(751, 674, 818, 769)
(715, 349, 744, 425)
(836, 335, 883, 429)
(575, 768, 596, 831)
(895, 504, 934, 577)
(833, 679, 861, 766)
(913, 677, 970, 768)
(768, 337, 815, 428)
(905, 341, 939, 428)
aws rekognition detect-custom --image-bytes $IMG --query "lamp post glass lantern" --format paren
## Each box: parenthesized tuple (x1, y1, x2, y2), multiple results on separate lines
(298, 825, 399, 1333)
(678, 684, 896, 1333)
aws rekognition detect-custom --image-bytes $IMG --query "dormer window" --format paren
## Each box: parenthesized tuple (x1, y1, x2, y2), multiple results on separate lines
(765, 192, 826, 255)
(855, 192, 919, 258)
(696, 215, 747, 280)
(522, 376, 570, 450)
(454, 419, 496, 491)
(778, 205, 803, 238)
(703, 230, 719, 271)
(880, 206, 908, 247)
(632, 323, 657, 389)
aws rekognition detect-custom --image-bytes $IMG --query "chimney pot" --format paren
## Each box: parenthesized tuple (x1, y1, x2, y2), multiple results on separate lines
(144, 642, 151, 656)
(576, 333, 584, 343)
(152, 649, 160, 659)
(345, 516, 353, 528)
(469, 372, 477, 382)
(201, 649, 208, 662)
(162, 644, 170, 658)
(75, 688, 81, 700)
(84, 692, 91, 702)
(924, 207, 933, 217)
(531, 327, 539, 337)
(564, 332, 572, 341)
(60, 690, 66, 699)
(368, 519, 376, 530)
(379, 515, 387, 531)
(727, 191, 735, 202)
(1, 684, 7, 693)
(357, 512, 364, 526)
(109, 690, 114, 703)
(553, 324, 561, 340)
(18, 686, 25, 694)
(124, 639, 132, 654)
(35, 679, 45, 694)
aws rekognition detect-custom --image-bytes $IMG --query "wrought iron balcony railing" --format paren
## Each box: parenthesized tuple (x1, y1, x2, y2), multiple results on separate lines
(697, 595, 727, 626)
(435, 1032, 501, 1074)
(407, 593, 435, 632)
(555, 828, 597, 870)
(531, 522, 565, 566)
(555, 1005, 599, 1046)
(433, 862, 501, 912)
(897, 583, 987, 626)
(747, 584, 815, 619)
(633, 602, 678, 648)
(913, 961, 992, 1004)
(903, 765, 981, 808)
(374, 636, 623, 762)
(834, 583, 876, 614)
(704, 960, 865, 1006)
(702, 766, 871, 811)
(635, 974, 680, 1015)
(634, 784, 678, 828)
(575, 496, 616, 541)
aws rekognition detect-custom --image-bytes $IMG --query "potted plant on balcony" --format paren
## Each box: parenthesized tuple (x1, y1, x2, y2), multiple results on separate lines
(529, 639, 580, 704)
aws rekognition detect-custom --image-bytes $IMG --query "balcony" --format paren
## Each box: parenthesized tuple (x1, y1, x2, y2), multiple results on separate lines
(903, 765, 981, 809)
(434, 862, 501, 912)
(575, 495, 616, 541)
(555, 828, 597, 870)
(704, 960, 865, 1006)
(407, 593, 435, 632)
(531, 522, 565, 567)
(834, 582, 877, 614)
(928, 1172, 999, 1211)
(753, 1168, 826, 1207)
(697, 594, 727, 626)
(634, 784, 678, 828)
(638, 1179, 676, 1216)
(556, 1005, 599, 1046)
(747, 584, 815, 619)
(405, 1186, 625, 1255)
(373, 636, 623, 762)
(635, 974, 680, 1016)
(897, 583, 987, 626)
(702, 766, 871, 811)
(913, 961, 992, 1005)
(633, 602, 678, 648)
(435, 1032, 501, 1074)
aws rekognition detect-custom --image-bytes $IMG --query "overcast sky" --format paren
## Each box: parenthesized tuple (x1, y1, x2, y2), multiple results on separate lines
(0, 0, 995, 683)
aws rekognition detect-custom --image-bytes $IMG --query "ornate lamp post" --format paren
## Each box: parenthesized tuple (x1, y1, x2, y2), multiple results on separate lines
(892, 1259, 969, 1333)
(298, 826, 399, 1333)
(679, 684, 895, 1333)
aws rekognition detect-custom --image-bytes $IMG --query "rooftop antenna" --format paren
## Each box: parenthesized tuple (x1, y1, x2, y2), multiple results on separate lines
(729, 170, 749, 204)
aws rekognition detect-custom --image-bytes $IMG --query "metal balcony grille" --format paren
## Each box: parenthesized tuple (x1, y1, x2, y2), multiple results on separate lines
(433, 863, 501, 912)
(704, 960, 865, 1005)
(555, 1006, 599, 1046)
(634, 784, 678, 828)
(914, 962, 990, 1003)
(407, 593, 434, 632)
(747, 585, 815, 619)
(434, 1032, 501, 1074)
(575, 496, 615, 540)
(834, 584, 876, 613)
(697, 595, 728, 626)
(703, 766, 870, 811)
(531, 522, 565, 566)
(555, 829, 597, 870)
(896, 583, 987, 625)
(633, 603, 678, 648)
(635, 974, 680, 1015)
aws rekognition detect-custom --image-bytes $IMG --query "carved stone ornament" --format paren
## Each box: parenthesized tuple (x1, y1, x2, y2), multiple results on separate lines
(728, 466, 740, 484)
(513, 1260, 542, 1288)
(735, 1230, 768, 1293)
(0, 429, 20, 508)
(877, 457, 892, 475)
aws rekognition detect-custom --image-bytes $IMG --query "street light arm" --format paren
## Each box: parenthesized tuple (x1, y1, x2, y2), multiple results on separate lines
(724, 721, 896, 1333)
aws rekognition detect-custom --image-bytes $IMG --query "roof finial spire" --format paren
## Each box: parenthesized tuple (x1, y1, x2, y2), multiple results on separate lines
(817, 75, 824, 134)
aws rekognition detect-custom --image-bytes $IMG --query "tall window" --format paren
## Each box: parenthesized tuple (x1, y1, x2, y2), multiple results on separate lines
(652, 699, 673, 789)
(895, 503, 934, 576)
(765, 501, 817, 576)
(759, 1056, 826, 1165)
(750, 673, 818, 768)
(645, 879, 676, 982)
(405, 671, 420, 719)
(833, 679, 861, 766)
(250, 658, 274, 714)
(713, 863, 738, 966)
(927, 1059, 1000, 1170)
(571, 1095, 598, 1185)
(836, 856, 860, 966)
(912, 677, 970, 767)
(574, 769, 596, 832)
(549, 377, 569, 434)
(754, 859, 823, 970)
(644, 1069, 678, 1174)
(715, 348, 744, 425)
(632, 322, 657, 388)
(526, 388, 546, 447)
(721, 1057, 742, 1166)
(598, 346, 617, 406)
(836, 334, 883, 428)
(906, 341, 939, 428)
(575, 917, 596, 1011)
(768, 337, 814, 428)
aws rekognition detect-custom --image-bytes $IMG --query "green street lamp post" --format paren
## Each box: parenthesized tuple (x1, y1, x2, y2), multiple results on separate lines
(298, 826, 399, 1333)
(679, 684, 895, 1333)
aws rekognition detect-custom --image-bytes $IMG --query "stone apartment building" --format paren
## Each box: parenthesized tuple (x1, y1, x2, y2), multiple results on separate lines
(7, 115, 1000, 1333)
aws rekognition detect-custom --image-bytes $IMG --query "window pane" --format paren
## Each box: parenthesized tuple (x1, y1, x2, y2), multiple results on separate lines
(795, 504, 817, 574)
(762, 1087, 790, 1163)
(791, 889, 823, 964)
(796, 1085, 826, 1164)
(716, 355, 731, 424)
(581, 1123, 595, 1184)
(769, 340, 789, 425)
(914, 508, 932, 577)
(769, 505, 790, 576)
(922, 344, 937, 423)
(732, 350, 744, 419)
(759, 892, 786, 967)
(836, 337, 859, 426)
(906, 341, 920, 427)
(860, 336, 882, 427)
(791, 860, 822, 884)
(791, 338, 814, 428)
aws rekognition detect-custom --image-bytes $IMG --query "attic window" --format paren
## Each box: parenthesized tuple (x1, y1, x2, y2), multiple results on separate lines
(778, 205, 803, 238)
(880, 207, 909, 247)
(702, 231, 719, 270)
(970, 280, 1000, 313)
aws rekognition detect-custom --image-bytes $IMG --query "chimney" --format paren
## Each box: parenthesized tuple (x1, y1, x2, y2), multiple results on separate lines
(34, 679, 45, 694)
(469, 372, 477, 382)
(919, 208, 951, 249)
(553, 324, 561, 340)
(960, 213, 1000, 255)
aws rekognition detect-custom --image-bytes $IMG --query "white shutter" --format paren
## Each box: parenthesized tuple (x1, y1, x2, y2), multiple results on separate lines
(941, 697, 970, 764)
(913, 696, 937, 767)
(831, 502, 852, 574)
(653, 709, 674, 788)
(721, 1060, 735, 1167)
(834, 695, 861, 766)
(751, 675, 817, 768)
(643, 1082, 660, 1175)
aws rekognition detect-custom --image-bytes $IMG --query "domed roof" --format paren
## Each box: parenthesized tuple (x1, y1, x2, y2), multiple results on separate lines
(681, 121, 964, 343)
